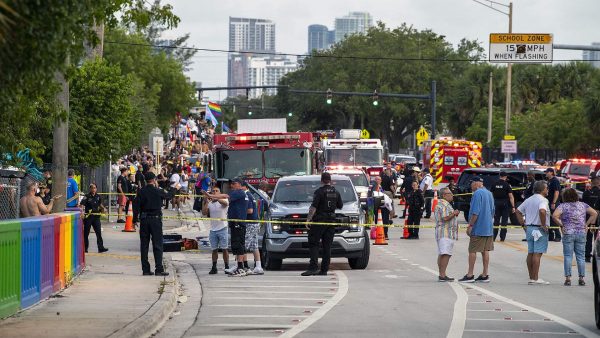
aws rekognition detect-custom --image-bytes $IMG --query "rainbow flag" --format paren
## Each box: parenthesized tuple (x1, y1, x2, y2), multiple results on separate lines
(207, 102, 222, 117)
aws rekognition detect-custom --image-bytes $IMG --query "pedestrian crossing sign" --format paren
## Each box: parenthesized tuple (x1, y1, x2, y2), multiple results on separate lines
(360, 129, 370, 139)
(416, 126, 429, 146)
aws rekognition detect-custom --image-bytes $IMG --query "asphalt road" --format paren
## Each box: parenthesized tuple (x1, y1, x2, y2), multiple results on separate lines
(147, 207, 600, 338)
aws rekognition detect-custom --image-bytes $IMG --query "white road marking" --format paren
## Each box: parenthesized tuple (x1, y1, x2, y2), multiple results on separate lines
(279, 271, 349, 338)
(410, 263, 420, 266)
(468, 318, 554, 322)
(206, 304, 320, 309)
(464, 329, 580, 335)
(207, 280, 337, 283)
(400, 258, 409, 261)
(384, 275, 407, 279)
(211, 290, 335, 295)
(467, 309, 529, 312)
(212, 297, 328, 301)
(206, 285, 335, 289)
(419, 265, 467, 338)
(203, 323, 295, 328)
(211, 315, 310, 318)
(464, 283, 598, 338)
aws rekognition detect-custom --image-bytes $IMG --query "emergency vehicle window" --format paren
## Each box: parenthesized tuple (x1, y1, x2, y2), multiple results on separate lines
(265, 149, 309, 178)
(506, 174, 523, 187)
(331, 180, 358, 202)
(219, 150, 262, 179)
(325, 149, 354, 165)
(457, 157, 467, 166)
(273, 181, 318, 203)
(354, 149, 383, 166)
(346, 174, 368, 187)
(567, 164, 591, 176)
(444, 156, 454, 165)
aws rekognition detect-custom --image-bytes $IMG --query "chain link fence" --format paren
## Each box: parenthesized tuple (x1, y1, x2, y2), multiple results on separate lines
(0, 168, 45, 220)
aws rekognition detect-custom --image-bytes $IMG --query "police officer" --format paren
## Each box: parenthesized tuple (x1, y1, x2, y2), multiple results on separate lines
(80, 183, 108, 253)
(302, 172, 343, 276)
(135, 172, 173, 276)
(490, 171, 515, 242)
(583, 173, 600, 262)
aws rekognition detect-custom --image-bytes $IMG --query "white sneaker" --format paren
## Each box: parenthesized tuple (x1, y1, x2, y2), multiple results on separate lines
(224, 267, 236, 275)
(528, 280, 536, 285)
(534, 279, 550, 285)
(252, 267, 265, 275)
(229, 268, 247, 277)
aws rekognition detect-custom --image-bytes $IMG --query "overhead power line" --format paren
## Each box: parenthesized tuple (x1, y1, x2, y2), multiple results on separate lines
(104, 40, 600, 63)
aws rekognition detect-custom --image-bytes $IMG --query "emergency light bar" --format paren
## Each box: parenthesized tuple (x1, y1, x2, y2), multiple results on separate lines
(225, 134, 300, 142)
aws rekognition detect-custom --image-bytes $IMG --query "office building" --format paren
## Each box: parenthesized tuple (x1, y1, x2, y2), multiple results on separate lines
(308, 24, 334, 52)
(247, 56, 298, 98)
(583, 42, 600, 68)
(334, 11, 373, 43)
(228, 17, 276, 97)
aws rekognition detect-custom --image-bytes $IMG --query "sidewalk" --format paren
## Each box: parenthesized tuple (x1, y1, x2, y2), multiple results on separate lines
(0, 208, 190, 338)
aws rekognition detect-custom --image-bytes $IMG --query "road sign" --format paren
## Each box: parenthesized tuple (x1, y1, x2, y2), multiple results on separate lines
(360, 129, 370, 139)
(489, 33, 553, 64)
(503, 135, 516, 140)
(501, 140, 518, 154)
(416, 127, 429, 146)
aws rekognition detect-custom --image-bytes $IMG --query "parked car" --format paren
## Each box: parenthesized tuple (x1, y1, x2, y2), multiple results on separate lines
(260, 175, 369, 270)
(454, 168, 546, 223)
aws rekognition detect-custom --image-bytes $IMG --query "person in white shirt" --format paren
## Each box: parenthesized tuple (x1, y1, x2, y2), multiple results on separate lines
(515, 181, 550, 285)
(204, 187, 230, 274)
(169, 168, 181, 211)
(419, 168, 434, 218)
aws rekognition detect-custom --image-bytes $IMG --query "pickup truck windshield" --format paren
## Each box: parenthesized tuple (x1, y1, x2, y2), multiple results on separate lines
(273, 179, 357, 203)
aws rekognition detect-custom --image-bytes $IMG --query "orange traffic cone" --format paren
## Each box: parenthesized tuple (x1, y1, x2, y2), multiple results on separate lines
(122, 200, 136, 232)
(403, 206, 410, 239)
(373, 209, 388, 245)
(398, 196, 405, 206)
(431, 190, 439, 213)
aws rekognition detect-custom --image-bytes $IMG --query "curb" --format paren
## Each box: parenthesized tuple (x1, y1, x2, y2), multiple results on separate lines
(108, 261, 179, 338)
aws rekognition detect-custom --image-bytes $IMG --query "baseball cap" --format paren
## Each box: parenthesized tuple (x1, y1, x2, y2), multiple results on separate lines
(545, 167, 555, 173)
(470, 176, 484, 183)
(321, 172, 332, 182)
(230, 178, 243, 185)
(499, 171, 507, 177)
(144, 172, 156, 181)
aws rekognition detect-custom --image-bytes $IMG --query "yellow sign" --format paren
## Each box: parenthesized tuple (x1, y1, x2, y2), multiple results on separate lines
(360, 129, 370, 139)
(416, 126, 429, 146)
(503, 135, 516, 140)
(490, 34, 552, 44)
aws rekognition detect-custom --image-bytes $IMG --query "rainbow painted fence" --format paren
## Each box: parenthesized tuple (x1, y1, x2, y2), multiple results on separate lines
(0, 211, 85, 318)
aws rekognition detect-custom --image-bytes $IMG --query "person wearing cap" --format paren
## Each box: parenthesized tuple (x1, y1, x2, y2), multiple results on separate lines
(419, 168, 434, 218)
(459, 176, 495, 283)
(302, 172, 343, 276)
(204, 178, 249, 277)
(545, 168, 562, 242)
(583, 173, 600, 262)
(135, 172, 174, 276)
(490, 171, 515, 242)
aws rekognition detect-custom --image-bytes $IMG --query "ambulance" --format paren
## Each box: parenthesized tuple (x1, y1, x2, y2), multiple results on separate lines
(422, 138, 483, 186)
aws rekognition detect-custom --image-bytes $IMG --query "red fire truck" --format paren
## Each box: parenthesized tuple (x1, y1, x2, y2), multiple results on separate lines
(561, 158, 600, 190)
(319, 129, 384, 177)
(422, 138, 483, 186)
(212, 132, 316, 188)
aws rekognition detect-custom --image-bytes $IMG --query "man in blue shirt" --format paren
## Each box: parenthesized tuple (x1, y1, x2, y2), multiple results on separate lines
(66, 169, 79, 208)
(242, 182, 264, 275)
(459, 176, 495, 283)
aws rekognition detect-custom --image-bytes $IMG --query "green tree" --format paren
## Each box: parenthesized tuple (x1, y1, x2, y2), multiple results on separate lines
(68, 59, 138, 167)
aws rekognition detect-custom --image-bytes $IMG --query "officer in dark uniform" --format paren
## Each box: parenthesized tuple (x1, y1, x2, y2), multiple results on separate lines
(80, 183, 108, 253)
(583, 173, 600, 262)
(490, 171, 515, 242)
(135, 172, 173, 276)
(302, 173, 343, 276)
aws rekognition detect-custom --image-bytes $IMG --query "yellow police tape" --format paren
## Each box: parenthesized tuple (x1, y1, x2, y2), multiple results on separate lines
(87, 212, 597, 230)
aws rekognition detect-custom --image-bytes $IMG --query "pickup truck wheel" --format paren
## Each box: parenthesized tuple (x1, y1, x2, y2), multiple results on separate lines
(262, 238, 282, 271)
(348, 232, 370, 269)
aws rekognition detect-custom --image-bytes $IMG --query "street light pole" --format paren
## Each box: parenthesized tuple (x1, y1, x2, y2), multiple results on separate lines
(487, 71, 493, 144)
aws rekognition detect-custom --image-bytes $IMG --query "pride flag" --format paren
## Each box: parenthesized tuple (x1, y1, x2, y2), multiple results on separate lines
(204, 103, 218, 127)
(207, 102, 222, 117)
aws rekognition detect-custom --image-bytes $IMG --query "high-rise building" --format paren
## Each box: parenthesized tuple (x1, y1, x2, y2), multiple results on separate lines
(308, 24, 334, 52)
(334, 11, 373, 43)
(583, 42, 600, 68)
(228, 17, 276, 97)
(247, 56, 298, 98)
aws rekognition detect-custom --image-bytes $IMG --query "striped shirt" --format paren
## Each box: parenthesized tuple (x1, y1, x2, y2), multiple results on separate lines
(434, 199, 459, 240)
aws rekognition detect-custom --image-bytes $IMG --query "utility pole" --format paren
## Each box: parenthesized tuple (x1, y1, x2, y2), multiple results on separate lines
(487, 72, 493, 144)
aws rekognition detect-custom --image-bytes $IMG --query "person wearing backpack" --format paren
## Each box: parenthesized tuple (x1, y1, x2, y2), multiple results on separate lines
(406, 180, 425, 239)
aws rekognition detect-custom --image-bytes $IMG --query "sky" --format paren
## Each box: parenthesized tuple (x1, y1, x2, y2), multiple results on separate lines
(164, 0, 598, 100)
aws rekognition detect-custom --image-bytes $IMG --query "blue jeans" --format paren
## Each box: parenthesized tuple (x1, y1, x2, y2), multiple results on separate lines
(562, 233, 586, 277)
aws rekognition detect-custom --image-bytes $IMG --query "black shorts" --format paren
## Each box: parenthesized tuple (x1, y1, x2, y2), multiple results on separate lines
(229, 222, 246, 255)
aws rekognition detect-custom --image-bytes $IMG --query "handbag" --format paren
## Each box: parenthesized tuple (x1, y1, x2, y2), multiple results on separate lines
(370, 226, 377, 240)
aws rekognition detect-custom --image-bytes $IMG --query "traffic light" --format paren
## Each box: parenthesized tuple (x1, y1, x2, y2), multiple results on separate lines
(248, 111, 253, 116)
(248, 105, 252, 116)
(288, 112, 293, 117)
(326, 88, 332, 105)
(372, 90, 379, 106)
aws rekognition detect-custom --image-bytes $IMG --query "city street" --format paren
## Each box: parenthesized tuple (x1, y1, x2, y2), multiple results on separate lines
(155, 211, 599, 338)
